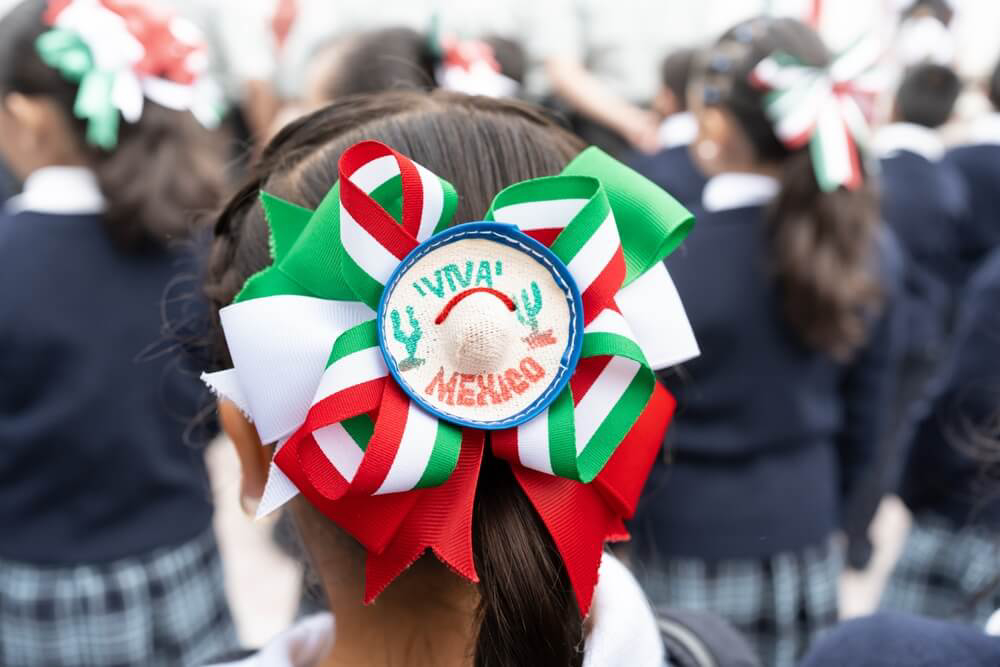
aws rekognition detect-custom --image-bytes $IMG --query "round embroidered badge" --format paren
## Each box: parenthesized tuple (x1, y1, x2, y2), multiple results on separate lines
(377, 222, 584, 429)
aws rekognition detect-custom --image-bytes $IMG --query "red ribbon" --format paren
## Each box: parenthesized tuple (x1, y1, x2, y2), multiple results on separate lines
(441, 38, 502, 74)
(276, 368, 672, 616)
(100, 0, 199, 85)
(43, 0, 73, 24)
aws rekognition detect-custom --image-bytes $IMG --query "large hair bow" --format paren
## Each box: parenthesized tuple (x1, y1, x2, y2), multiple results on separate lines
(750, 36, 882, 192)
(204, 141, 698, 615)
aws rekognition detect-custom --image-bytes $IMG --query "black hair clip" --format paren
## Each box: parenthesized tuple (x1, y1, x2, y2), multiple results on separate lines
(703, 85, 723, 105)
(707, 53, 731, 74)
(732, 22, 756, 43)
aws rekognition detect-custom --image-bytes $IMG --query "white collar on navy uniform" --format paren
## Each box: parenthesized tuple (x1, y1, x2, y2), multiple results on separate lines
(873, 122, 945, 161)
(658, 111, 698, 150)
(5, 166, 105, 215)
(970, 112, 1000, 147)
(207, 553, 665, 667)
(702, 172, 780, 212)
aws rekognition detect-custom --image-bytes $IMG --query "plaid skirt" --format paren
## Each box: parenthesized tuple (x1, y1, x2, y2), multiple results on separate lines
(0, 527, 238, 667)
(881, 512, 1000, 625)
(633, 542, 840, 667)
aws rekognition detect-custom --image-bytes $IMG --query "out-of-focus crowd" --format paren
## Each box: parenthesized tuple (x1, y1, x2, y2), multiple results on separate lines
(4, 1, 1000, 666)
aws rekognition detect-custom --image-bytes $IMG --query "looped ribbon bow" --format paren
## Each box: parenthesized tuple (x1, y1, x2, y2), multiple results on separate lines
(750, 36, 882, 192)
(36, 8, 141, 150)
(436, 38, 518, 98)
(204, 141, 698, 615)
(36, 0, 221, 149)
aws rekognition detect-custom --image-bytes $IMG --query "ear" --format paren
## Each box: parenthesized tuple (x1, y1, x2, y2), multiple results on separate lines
(0, 92, 84, 178)
(653, 88, 679, 118)
(700, 106, 731, 147)
(219, 400, 274, 512)
(4, 92, 50, 139)
(889, 100, 902, 124)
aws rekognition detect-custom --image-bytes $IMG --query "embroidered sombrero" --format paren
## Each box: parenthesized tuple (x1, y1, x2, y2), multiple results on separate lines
(203, 141, 699, 615)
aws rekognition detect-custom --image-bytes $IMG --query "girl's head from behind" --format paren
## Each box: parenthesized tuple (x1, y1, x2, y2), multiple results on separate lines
(693, 17, 882, 360)
(304, 28, 437, 108)
(692, 17, 829, 177)
(303, 28, 525, 110)
(0, 0, 224, 249)
(206, 91, 590, 667)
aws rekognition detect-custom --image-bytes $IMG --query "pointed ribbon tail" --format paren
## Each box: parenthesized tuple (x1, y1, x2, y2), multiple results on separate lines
(510, 383, 674, 616)
(362, 429, 484, 602)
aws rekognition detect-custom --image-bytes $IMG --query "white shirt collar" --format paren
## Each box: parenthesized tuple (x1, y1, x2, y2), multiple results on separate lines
(658, 111, 698, 150)
(970, 112, 1000, 147)
(702, 172, 780, 212)
(209, 554, 665, 667)
(583, 552, 665, 667)
(5, 166, 105, 215)
(986, 608, 1000, 636)
(873, 122, 945, 161)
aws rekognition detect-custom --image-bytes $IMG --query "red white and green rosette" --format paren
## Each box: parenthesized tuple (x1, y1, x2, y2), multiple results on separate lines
(750, 35, 882, 192)
(203, 141, 699, 615)
(36, 0, 223, 149)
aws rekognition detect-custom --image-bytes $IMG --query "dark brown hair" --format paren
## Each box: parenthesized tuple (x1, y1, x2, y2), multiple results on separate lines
(896, 63, 961, 128)
(901, 0, 955, 25)
(317, 27, 437, 101)
(314, 28, 526, 103)
(0, 0, 224, 250)
(989, 56, 1000, 111)
(660, 47, 698, 111)
(204, 91, 587, 667)
(700, 17, 882, 360)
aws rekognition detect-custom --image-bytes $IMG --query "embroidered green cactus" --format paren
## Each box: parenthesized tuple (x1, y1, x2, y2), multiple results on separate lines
(516, 281, 557, 349)
(515, 281, 543, 332)
(391, 305, 425, 371)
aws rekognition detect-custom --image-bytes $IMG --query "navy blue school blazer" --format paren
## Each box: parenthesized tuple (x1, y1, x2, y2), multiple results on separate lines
(879, 149, 969, 354)
(945, 142, 1000, 278)
(0, 208, 213, 564)
(800, 613, 1000, 667)
(626, 145, 707, 209)
(631, 197, 903, 561)
(898, 245, 1000, 528)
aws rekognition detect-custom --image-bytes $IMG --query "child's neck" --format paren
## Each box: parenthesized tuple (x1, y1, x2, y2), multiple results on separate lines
(318, 564, 479, 667)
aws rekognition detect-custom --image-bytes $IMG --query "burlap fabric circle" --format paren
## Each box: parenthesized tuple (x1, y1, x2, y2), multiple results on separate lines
(377, 222, 583, 429)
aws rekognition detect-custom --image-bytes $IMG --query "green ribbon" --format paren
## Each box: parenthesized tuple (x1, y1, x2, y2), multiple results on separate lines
(36, 28, 121, 150)
(562, 147, 693, 286)
(235, 146, 694, 304)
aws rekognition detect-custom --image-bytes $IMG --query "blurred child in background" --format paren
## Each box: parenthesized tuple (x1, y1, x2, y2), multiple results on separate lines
(630, 17, 902, 667)
(0, 1, 235, 664)
(302, 27, 437, 107)
(286, 27, 523, 134)
(875, 63, 966, 344)
(838, 64, 972, 569)
(880, 244, 1000, 624)
(945, 57, 1000, 277)
(653, 48, 700, 151)
(802, 244, 1000, 666)
(627, 48, 707, 209)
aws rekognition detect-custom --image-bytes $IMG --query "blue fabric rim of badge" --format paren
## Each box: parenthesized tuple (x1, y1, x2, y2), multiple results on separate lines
(376, 221, 584, 430)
